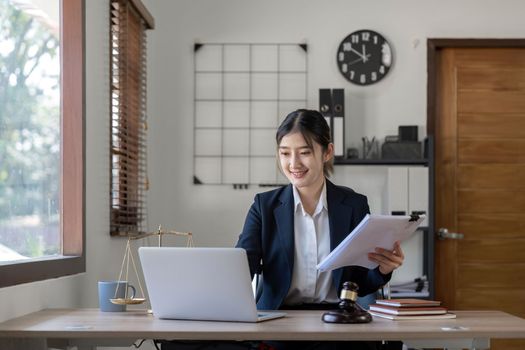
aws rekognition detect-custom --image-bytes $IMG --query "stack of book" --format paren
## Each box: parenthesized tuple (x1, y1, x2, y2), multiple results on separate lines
(369, 298, 456, 320)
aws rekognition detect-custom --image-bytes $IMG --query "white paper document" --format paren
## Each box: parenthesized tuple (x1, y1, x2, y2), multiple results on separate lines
(317, 214, 425, 272)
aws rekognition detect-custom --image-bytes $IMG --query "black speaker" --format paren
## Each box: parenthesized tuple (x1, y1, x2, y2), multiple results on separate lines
(331, 89, 345, 157)
(319, 88, 332, 127)
(332, 89, 345, 118)
(398, 125, 418, 142)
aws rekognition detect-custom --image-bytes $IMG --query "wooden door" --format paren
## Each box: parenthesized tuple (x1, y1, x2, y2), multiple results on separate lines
(434, 46, 525, 350)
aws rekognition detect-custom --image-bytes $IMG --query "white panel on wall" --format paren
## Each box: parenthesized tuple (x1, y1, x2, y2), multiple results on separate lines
(195, 72, 221, 99)
(195, 101, 222, 128)
(251, 101, 278, 128)
(224, 73, 250, 99)
(223, 157, 249, 183)
(279, 73, 306, 100)
(195, 129, 221, 156)
(195, 157, 222, 184)
(223, 101, 250, 128)
(195, 45, 222, 71)
(224, 45, 249, 71)
(223, 129, 249, 156)
(252, 45, 278, 71)
(279, 44, 306, 72)
(251, 129, 276, 156)
(252, 73, 278, 100)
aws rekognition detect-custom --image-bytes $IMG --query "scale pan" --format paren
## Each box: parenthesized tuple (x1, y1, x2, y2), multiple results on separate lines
(110, 298, 146, 305)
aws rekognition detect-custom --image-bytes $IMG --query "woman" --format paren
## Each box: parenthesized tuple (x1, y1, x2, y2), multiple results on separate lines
(236, 109, 404, 350)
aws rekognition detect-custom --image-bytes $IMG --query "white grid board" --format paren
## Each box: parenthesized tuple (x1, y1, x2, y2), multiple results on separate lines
(193, 43, 308, 186)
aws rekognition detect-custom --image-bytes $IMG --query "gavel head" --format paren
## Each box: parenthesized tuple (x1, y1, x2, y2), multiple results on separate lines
(340, 281, 359, 302)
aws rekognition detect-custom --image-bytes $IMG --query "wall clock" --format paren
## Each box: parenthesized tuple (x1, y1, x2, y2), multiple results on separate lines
(336, 29, 393, 86)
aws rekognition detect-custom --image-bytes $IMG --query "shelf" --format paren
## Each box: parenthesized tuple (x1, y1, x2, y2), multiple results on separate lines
(334, 158, 429, 166)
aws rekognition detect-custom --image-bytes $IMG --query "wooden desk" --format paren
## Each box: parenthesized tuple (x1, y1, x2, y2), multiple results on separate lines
(1, 309, 525, 350)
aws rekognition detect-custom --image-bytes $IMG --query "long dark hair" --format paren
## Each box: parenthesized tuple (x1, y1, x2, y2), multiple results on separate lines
(276, 109, 333, 176)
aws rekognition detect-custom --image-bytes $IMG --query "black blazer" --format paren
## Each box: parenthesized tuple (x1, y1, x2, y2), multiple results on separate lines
(236, 180, 391, 310)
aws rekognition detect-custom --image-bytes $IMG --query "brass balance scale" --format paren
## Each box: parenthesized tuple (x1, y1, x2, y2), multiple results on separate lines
(110, 226, 194, 306)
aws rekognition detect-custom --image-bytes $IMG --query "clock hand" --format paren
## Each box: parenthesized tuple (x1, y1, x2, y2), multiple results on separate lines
(347, 54, 372, 66)
(348, 46, 366, 60)
(347, 57, 364, 65)
(362, 44, 368, 62)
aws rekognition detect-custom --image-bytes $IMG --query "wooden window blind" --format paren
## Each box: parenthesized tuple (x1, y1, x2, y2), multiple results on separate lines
(110, 0, 154, 236)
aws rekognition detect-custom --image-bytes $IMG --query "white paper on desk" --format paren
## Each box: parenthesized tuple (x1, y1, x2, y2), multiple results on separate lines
(317, 214, 425, 272)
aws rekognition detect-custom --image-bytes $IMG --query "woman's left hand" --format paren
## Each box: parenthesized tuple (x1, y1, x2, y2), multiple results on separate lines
(368, 240, 404, 275)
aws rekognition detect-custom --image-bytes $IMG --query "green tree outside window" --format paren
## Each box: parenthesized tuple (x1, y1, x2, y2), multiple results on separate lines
(0, 0, 60, 260)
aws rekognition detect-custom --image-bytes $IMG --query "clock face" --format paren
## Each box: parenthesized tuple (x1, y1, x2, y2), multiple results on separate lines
(336, 30, 393, 86)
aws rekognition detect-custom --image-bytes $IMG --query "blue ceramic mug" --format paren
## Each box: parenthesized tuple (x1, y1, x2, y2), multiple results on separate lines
(98, 280, 136, 312)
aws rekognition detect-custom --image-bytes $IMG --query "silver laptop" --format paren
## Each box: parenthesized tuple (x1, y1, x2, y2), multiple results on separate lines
(138, 247, 286, 322)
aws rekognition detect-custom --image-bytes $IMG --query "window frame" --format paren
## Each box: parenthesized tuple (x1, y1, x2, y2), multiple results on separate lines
(0, 0, 85, 288)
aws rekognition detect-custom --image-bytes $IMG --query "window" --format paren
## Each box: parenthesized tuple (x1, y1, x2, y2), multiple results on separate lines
(110, 0, 154, 236)
(0, 0, 84, 287)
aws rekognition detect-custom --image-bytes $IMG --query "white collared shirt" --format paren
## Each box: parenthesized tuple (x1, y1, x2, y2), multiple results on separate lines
(283, 182, 338, 305)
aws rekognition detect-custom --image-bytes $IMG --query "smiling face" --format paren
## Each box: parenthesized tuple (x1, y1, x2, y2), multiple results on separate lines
(278, 132, 333, 193)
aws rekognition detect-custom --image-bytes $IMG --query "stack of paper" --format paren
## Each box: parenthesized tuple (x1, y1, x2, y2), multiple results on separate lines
(317, 214, 425, 271)
(369, 299, 456, 320)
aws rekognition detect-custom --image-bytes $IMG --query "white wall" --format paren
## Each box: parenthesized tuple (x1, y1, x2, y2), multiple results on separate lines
(143, 0, 525, 282)
(2, 0, 525, 328)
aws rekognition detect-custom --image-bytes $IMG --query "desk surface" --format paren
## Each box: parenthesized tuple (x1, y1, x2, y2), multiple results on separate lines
(1, 309, 525, 341)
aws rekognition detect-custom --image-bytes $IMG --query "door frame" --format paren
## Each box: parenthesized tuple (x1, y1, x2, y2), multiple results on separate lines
(426, 38, 525, 300)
